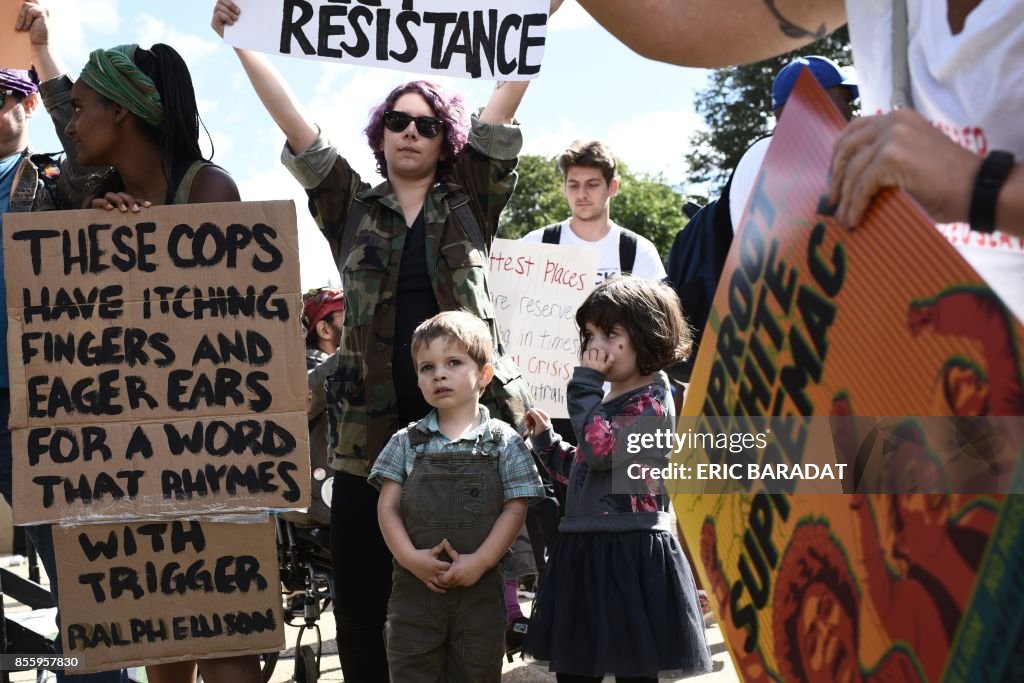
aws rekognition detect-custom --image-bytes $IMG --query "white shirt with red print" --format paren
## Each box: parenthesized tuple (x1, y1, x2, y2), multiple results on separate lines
(846, 0, 1024, 324)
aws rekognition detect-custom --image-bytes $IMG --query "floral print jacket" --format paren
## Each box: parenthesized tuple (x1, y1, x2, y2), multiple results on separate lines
(530, 367, 676, 533)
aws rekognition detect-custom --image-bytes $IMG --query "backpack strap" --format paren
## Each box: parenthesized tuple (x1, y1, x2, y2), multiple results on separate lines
(335, 197, 370, 271)
(618, 229, 638, 275)
(541, 223, 562, 244)
(446, 189, 490, 256)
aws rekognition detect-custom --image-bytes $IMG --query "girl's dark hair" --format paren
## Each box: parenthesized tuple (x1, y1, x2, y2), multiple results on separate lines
(93, 43, 211, 202)
(364, 80, 469, 179)
(575, 277, 693, 375)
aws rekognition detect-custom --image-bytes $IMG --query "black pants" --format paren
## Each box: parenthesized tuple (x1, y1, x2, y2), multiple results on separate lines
(555, 675, 657, 683)
(331, 470, 393, 683)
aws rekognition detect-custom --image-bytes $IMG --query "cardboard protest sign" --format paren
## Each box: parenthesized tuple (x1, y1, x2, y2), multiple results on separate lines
(0, 0, 32, 69)
(487, 238, 599, 417)
(54, 519, 283, 673)
(4, 201, 310, 524)
(674, 72, 1024, 682)
(224, 0, 550, 80)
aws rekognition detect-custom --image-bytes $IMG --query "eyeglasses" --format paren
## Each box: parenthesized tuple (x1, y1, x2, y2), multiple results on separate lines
(0, 90, 20, 109)
(382, 110, 445, 138)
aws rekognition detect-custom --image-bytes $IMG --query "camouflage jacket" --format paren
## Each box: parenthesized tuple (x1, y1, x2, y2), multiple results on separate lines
(282, 114, 522, 476)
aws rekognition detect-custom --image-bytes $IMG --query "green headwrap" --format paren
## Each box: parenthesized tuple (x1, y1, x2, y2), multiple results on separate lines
(79, 44, 164, 128)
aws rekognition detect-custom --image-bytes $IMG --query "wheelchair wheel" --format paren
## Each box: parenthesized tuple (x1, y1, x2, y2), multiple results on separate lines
(260, 651, 279, 683)
(293, 644, 319, 683)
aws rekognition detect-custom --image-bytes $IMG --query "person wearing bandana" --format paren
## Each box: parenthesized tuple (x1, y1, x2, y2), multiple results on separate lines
(3, 3, 122, 683)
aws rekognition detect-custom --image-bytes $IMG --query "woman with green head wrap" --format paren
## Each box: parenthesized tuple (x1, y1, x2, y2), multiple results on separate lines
(66, 43, 239, 209)
(66, 43, 258, 683)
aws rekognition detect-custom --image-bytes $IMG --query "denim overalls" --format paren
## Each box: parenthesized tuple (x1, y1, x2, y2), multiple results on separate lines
(384, 423, 509, 682)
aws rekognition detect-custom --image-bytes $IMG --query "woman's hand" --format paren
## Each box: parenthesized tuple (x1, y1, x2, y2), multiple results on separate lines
(91, 192, 151, 212)
(524, 407, 551, 437)
(212, 0, 240, 38)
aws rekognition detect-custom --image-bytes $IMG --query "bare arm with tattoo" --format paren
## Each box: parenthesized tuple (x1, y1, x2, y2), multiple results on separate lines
(575, 0, 846, 67)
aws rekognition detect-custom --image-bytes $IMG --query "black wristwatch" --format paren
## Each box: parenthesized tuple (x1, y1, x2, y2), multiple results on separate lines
(969, 150, 1015, 234)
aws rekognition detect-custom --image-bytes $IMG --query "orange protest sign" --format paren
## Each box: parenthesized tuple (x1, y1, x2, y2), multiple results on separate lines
(0, 0, 32, 69)
(673, 71, 1024, 683)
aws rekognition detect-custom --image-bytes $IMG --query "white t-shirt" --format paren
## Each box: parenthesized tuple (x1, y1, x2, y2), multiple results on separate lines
(521, 219, 667, 285)
(846, 0, 1024, 324)
(729, 136, 773, 233)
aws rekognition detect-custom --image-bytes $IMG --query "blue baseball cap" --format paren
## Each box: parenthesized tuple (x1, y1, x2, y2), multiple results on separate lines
(771, 56, 858, 110)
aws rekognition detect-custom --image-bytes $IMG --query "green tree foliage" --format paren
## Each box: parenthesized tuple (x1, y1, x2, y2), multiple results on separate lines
(500, 154, 686, 259)
(498, 154, 566, 238)
(686, 27, 853, 192)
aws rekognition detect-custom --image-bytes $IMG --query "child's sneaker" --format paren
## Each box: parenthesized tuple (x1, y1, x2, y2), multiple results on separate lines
(505, 616, 530, 661)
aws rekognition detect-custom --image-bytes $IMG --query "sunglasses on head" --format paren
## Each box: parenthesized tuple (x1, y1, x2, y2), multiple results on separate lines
(382, 110, 445, 138)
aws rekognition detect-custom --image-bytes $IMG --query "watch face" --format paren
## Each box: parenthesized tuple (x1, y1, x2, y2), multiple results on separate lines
(321, 477, 334, 506)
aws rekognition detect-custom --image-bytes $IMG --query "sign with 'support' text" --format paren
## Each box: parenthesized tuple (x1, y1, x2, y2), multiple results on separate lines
(675, 72, 1024, 683)
(487, 238, 600, 418)
(223, 0, 550, 80)
(4, 201, 310, 525)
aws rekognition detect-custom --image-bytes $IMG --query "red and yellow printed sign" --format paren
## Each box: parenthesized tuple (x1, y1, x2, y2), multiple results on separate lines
(674, 71, 1024, 683)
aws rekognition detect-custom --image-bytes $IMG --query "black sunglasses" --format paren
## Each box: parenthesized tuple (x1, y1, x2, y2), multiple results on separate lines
(0, 90, 21, 109)
(382, 110, 445, 138)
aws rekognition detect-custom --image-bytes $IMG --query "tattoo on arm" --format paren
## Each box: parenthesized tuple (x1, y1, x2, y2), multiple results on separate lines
(763, 0, 827, 40)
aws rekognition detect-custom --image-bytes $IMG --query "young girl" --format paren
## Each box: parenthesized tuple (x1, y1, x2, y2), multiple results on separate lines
(523, 277, 712, 682)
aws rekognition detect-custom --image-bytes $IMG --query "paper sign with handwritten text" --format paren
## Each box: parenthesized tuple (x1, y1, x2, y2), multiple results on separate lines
(487, 238, 599, 418)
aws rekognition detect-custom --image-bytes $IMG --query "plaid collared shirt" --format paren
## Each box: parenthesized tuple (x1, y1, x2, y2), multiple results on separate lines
(368, 404, 544, 503)
(282, 113, 522, 477)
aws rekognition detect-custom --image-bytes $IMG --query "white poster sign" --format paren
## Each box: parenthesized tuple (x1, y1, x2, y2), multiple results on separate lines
(224, 0, 550, 81)
(488, 238, 600, 418)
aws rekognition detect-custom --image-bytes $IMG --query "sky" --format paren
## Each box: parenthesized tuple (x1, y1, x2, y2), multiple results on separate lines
(25, 0, 712, 289)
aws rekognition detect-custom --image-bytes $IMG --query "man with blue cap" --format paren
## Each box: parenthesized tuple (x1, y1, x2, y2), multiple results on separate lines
(729, 55, 858, 231)
(772, 55, 859, 120)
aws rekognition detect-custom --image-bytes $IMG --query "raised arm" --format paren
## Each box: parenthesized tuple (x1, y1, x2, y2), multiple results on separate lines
(17, 0, 108, 209)
(478, 81, 528, 126)
(478, 0, 563, 124)
(17, 1, 64, 81)
(575, 0, 846, 68)
(212, 1, 318, 154)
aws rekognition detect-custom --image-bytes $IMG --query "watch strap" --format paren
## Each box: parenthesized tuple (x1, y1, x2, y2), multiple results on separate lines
(969, 150, 1015, 234)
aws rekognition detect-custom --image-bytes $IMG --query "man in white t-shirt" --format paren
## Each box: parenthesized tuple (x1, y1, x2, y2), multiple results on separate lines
(521, 139, 666, 284)
(730, 56, 858, 232)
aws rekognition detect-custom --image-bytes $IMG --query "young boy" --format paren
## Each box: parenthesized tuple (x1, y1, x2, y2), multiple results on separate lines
(370, 311, 545, 682)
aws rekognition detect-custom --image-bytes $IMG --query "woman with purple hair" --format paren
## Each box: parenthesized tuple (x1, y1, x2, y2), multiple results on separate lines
(213, 2, 560, 679)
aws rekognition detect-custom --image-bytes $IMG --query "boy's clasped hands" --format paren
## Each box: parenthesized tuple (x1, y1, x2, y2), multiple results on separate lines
(406, 538, 490, 594)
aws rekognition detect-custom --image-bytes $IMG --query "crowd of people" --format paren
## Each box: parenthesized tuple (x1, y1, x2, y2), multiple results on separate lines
(2, 0, 1021, 681)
